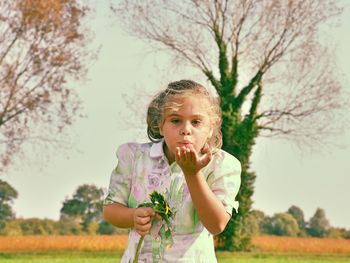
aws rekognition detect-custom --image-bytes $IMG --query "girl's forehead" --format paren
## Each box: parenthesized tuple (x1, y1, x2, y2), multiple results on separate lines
(163, 96, 212, 116)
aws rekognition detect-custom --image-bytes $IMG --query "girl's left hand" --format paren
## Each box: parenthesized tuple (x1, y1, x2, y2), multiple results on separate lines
(175, 144, 212, 176)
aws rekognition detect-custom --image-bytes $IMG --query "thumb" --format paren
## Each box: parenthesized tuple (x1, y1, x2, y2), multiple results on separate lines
(145, 207, 155, 217)
(154, 213, 162, 221)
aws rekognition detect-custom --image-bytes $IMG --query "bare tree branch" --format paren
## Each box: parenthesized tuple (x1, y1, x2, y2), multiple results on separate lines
(112, 0, 346, 144)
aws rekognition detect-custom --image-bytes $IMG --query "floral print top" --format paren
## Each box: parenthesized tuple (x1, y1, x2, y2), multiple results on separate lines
(104, 140, 241, 263)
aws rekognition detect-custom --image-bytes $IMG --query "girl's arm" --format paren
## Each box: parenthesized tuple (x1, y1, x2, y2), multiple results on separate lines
(184, 172, 230, 235)
(176, 146, 230, 235)
(103, 203, 155, 236)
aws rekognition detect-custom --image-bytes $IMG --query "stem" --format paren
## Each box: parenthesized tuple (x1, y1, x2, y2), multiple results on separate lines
(133, 235, 145, 263)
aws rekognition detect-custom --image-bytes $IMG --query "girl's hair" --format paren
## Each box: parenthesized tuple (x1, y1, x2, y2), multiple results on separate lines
(147, 80, 222, 151)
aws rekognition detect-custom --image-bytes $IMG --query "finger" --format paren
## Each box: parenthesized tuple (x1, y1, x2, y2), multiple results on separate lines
(199, 150, 212, 166)
(136, 207, 155, 217)
(182, 146, 189, 162)
(137, 230, 148, 237)
(176, 147, 181, 161)
(145, 207, 156, 216)
(188, 144, 196, 162)
(181, 147, 186, 161)
(201, 144, 210, 154)
(135, 215, 152, 225)
(189, 149, 195, 163)
(178, 147, 185, 161)
(136, 225, 151, 237)
(135, 221, 152, 232)
(154, 213, 162, 221)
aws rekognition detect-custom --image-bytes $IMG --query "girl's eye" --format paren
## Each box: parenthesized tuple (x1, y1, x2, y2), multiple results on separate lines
(171, 119, 180, 124)
(192, 119, 201, 126)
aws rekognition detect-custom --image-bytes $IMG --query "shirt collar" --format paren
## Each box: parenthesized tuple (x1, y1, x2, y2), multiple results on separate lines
(149, 139, 165, 159)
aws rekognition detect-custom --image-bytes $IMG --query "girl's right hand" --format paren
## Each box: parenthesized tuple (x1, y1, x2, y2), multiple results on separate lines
(133, 207, 155, 236)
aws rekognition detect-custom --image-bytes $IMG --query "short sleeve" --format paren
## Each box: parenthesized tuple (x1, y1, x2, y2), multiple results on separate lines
(207, 151, 241, 215)
(103, 143, 136, 206)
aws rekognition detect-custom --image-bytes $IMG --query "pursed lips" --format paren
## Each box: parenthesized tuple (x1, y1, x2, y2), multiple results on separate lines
(178, 141, 192, 146)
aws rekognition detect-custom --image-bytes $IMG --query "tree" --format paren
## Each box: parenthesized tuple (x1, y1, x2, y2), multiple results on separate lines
(0, 179, 18, 220)
(244, 209, 266, 236)
(60, 184, 104, 233)
(308, 208, 330, 237)
(112, 0, 346, 250)
(0, 219, 22, 236)
(55, 217, 82, 235)
(287, 205, 307, 236)
(327, 227, 347, 239)
(19, 218, 57, 235)
(270, 212, 299, 237)
(0, 179, 18, 233)
(97, 219, 127, 235)
(0, 0, 93, 172)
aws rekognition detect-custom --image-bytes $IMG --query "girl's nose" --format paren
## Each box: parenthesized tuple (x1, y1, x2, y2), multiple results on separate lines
(180, 122, 191, 135)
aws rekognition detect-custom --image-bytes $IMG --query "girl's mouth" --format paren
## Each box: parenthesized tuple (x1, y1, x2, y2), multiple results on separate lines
(178, 141, 191, 146)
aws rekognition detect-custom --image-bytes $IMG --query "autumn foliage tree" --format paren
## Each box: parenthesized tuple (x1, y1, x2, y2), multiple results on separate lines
(0, 0, 92, 171)
(112, 0, 347, 251)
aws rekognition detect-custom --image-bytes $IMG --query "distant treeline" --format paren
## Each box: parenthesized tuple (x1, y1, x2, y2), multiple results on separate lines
(0, 217, 127, 236)
(1, 180, 349, 238)
(244, 207, 350, 239)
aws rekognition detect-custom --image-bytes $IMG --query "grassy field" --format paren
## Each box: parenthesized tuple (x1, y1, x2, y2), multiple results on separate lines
(0, 251, 349, 263)
(0, 235, 349, 262)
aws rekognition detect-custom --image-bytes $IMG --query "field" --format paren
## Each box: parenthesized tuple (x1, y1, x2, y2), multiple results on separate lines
(0, 235, 349, 262)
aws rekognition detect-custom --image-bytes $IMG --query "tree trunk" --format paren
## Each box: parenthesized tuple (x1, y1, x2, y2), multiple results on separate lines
(216, 98, 258, 251)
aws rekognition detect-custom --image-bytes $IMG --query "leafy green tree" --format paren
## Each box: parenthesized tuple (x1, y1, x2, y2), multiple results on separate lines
(0, 179, 18, 233)
(60, 184, 104, 233)
(97, 219, 124, 235)
(112, 0, 346, 250)
(327, 227, 347, 239)
(308, 208, 330, 237)
(345, 229, 350, 239)
(19, 218, 57, 235)
(0, 219, 22, 236)
(244, 209, 266, 236)
(270, 212, 299, 237)
(287, 205, 307, 236)
(55, 218, 82, 235)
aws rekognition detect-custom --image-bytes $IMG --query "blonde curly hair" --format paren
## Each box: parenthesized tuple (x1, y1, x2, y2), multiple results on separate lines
(147, 80, 222, 151)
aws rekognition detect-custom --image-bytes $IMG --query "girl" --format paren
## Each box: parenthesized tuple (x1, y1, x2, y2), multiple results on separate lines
(103, 80, 241, 262)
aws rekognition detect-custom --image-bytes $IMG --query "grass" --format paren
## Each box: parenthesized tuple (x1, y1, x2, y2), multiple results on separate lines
(0, 251, 349, 263)
(0, 235, 349, 262)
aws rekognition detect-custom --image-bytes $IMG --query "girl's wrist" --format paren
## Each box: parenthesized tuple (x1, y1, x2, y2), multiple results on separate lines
(183, 170, 202, 182)
(131, 208, 137, 229)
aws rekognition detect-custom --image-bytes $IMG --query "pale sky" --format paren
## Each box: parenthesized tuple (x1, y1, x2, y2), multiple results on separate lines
(4, 1, 350, 229)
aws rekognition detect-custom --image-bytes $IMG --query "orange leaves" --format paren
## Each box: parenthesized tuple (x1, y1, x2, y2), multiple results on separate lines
(0, 0, 92, 171)
(18, 0, 64, 30)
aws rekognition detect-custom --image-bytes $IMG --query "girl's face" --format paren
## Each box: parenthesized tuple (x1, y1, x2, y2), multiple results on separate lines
(160, 96, 213, 164)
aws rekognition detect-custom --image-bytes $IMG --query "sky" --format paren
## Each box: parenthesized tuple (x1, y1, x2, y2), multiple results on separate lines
(4, 1, 350, 229)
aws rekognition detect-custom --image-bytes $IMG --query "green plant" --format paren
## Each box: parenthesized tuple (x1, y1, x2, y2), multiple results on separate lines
(133, 191, 174, 263)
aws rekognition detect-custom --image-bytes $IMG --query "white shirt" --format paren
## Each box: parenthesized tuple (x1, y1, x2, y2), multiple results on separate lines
(104, 140, 241, 262)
